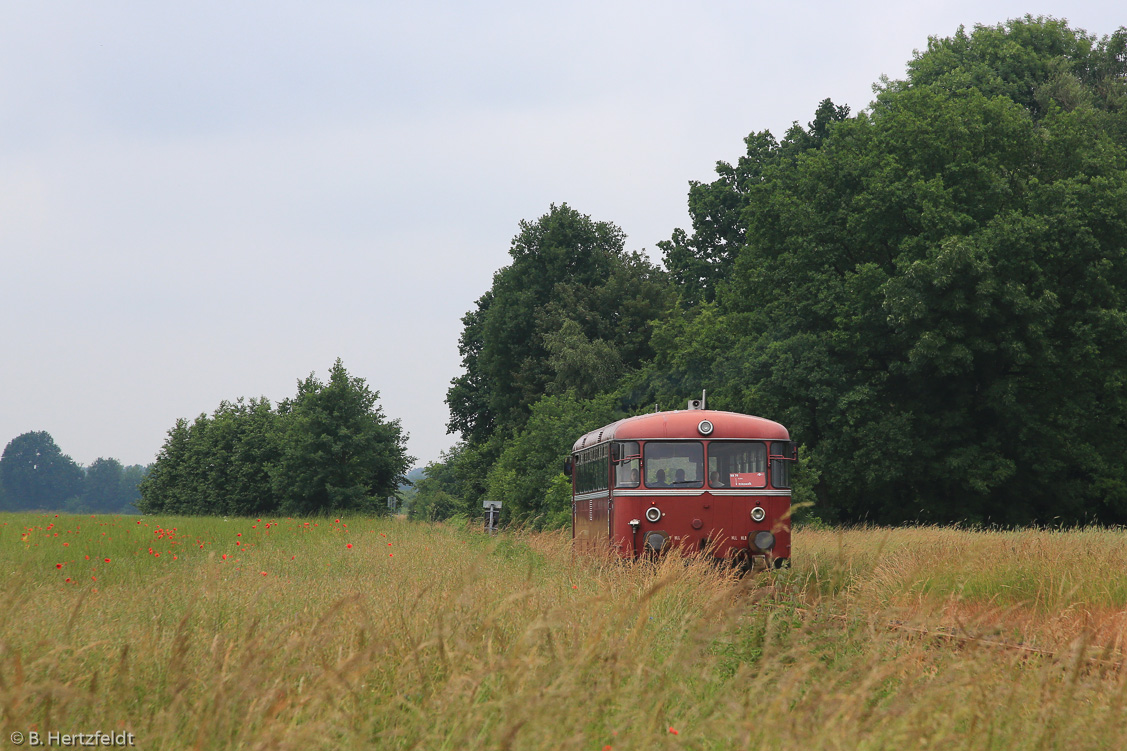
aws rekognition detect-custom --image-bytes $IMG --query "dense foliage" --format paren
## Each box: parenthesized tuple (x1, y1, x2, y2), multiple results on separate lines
(651, 17, 1127, 524)
(440, 204, 675, 524)
(432, 16, 1127, 528)
(0, 431, 147, 513)
(137, 359, 412, 516)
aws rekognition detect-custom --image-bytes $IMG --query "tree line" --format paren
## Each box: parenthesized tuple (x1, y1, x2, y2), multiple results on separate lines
(414, 16, 1127, 527)
(136, 359, 412, 517)
(0, 431, 147, 514)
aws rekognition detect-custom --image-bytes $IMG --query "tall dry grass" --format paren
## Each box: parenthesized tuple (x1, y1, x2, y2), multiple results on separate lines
(2, 513, 1126, 750)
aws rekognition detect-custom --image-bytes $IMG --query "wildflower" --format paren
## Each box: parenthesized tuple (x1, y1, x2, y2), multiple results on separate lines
(63, 542, 69, 547)
(260, 571, 267, 576)
(346, 543, 353, 549)
(65, 578, 72, 583)
(668, 728, 678, 735)
(56, 563, 63, 569)
(104, 558, 111, 563)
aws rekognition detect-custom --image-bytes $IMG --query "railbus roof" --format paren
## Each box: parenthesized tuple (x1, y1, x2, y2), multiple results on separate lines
(571, 409, 789, 452)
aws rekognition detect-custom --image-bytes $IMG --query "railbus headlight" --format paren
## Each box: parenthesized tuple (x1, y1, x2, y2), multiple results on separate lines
(645, 506, 662, 523)
(751, 531, 776, 552)
(750, 506, 766, 522)
(645, 531, 669, 553)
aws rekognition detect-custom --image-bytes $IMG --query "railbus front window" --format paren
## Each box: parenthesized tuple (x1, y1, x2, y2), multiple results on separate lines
(770, 441, 793, 488)
(644, 442, 703, 488)
(614, 441, 641, 488)
(708, 441, 767, 488)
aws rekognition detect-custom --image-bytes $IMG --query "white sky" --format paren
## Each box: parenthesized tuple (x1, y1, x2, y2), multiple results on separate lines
(0, 1, 1121, 470)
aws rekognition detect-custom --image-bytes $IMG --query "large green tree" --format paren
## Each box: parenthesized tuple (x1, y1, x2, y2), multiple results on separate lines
(448, 204, 673, 445)
(138, 399, 280, 516)
(0, 431, 84, 511)
(652, 16, 1127, 524)
(139, 361, 411, 516)
(273, 359, 412, 516)
(659, 99, 851, 305)
(445, 204, 673, 512)
(81, 458, 127, 514)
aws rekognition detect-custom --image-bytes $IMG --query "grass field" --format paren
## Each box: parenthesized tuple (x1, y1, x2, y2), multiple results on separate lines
(2, 513, 1126, 750)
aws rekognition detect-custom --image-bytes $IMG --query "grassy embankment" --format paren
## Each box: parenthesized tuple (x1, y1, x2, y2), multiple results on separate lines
(2, 513, 1127, 750)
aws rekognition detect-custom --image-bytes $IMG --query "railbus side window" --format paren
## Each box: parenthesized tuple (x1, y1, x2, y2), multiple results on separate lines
(575, 446, 609, 493)
(577, 450, 589, 494)
(614, 441, 641, 488)
(708, 442, 766, 488)
(769, 441, 792, 488)
(644, 442, 703, 488)
(596, 444, 608, 492)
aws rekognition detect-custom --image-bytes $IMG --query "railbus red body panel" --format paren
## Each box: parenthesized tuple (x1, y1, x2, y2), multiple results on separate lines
(570, 409, 794, 567)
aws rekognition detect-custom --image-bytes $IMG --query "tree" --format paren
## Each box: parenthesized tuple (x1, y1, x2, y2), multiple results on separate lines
(273, 359, 412, 516)
(486, 393, 618, 528)
(659, 100, 850, 305)
(119, 465, 147, 512)
(0, 432, 83, 511)
(651, 16, 1127, 524)
(446, 204, 673, 508)
(140, 361, 410, 517)
(81, 457, 126, 513)
(448, 204, 673, 444)
(137, 418, 197, 514)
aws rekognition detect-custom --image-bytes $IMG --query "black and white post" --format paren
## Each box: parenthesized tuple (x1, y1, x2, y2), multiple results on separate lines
(483, 500, 501, 534)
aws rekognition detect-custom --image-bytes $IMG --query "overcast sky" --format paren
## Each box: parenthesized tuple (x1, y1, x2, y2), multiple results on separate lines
(0, 1, 1121, 470)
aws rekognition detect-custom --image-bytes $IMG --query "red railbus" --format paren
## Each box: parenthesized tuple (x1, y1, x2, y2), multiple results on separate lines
(566, 406, 796, 569)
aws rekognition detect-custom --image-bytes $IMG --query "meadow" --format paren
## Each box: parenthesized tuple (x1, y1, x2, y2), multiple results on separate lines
(2, 513, 1126, 750)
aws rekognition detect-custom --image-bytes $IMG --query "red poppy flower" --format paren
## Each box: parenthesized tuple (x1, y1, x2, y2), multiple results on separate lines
(56, 563, 63, 569)
(104, 558, 111, 563)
